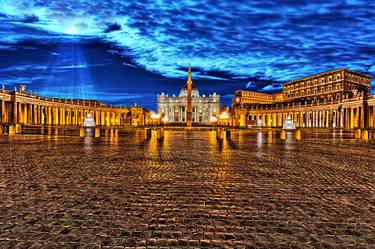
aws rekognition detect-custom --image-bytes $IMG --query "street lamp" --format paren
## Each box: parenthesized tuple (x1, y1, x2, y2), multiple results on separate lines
(219, 111, 229, 126)
(210, 116, 217, 122)
(235, 97, 240, 107)
(150, 112, 161, 126)
(219, 111, 229, 119)
(234, 98, 240, 127)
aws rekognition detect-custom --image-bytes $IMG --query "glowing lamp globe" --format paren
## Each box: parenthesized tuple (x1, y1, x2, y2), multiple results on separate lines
(210, 116, 217, 122)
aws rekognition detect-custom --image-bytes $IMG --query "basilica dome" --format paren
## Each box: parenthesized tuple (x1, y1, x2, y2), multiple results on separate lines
(179, 83, 200, 97)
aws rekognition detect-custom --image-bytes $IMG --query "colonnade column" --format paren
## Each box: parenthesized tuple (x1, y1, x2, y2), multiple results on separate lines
(306, 112, 310, 127)
(51, 107, 55, 125)
(341, 108, 344, 128)
(65, 109, 69, 125)
(71, 109, 74, 125)
(1, 100, 6, 123)
(12, 101, 17, 124)
(75, 109, 78, 125)
(40, 106, 43, 125)
(360, 106, 365, 129)
(33, 105, 38, 125)
(350, 108, 354, 129)
(59, 108, 63, 125)
(17, 103, 22, 124)
(316, 111, 322, 128)
(46, 107, 49, 125)
(94, 111, 98, 126)
(346, 108, 349, 128)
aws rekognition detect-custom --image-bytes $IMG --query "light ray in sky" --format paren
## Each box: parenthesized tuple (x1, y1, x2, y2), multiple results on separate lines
(40, 42, 97, 100)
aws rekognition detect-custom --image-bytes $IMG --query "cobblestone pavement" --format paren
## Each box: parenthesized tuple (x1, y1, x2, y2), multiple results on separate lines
(0, 130, 374, 248)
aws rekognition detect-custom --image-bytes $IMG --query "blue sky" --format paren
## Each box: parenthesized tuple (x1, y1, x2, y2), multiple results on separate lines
(0, 0, 374, 110)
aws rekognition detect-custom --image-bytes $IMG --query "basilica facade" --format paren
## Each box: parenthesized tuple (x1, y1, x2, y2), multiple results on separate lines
(157, 67, 220, 123)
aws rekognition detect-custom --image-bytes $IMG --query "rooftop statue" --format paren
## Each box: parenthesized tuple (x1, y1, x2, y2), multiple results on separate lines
(20, 85, 26, 94)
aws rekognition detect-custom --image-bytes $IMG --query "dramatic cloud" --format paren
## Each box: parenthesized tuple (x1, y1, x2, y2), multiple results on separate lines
(105, 23, 122, 33)
(0, 0, 374, 109)
(21, 14, 39, 23)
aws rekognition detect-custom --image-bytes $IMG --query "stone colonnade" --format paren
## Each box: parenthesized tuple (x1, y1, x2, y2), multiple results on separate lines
(247, 107, 362, 129)
(8, 103, 127, 126)
(0, 92, 148, 127)
(233, 100, 375, 129)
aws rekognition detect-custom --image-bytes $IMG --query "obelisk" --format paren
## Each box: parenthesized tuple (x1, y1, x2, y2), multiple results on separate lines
(186, 64, 193, 127)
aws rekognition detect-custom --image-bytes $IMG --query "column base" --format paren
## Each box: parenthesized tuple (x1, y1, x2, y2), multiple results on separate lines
(362, 130, 369, 140)
(295, 130, 302, 140)
(280, 130, 286, 140)
(15, 124, 21, 134)
(80, 127, 85, 137)
(95, 128, 101, 138)
(355, 129, 361, 139)
(8, 124, 21, 134)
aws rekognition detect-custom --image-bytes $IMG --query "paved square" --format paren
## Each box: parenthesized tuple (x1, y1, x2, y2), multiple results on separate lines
(0, 130, 374, 248)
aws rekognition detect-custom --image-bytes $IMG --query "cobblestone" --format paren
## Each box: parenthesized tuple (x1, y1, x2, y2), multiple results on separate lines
(0, 130, 374, 248)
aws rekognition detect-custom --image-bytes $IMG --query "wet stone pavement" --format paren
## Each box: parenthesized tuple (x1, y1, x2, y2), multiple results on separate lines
(0, 130, 374, 249)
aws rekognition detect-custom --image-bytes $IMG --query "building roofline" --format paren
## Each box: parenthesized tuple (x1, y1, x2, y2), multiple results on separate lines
(235, 90, 282, 97)
(284, 68, 372, 86)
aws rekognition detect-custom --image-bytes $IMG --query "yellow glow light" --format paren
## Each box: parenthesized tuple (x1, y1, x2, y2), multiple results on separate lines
(210, 116, 217, 122)
(219, 112, 229, 119)
(151, 113, 160, 119)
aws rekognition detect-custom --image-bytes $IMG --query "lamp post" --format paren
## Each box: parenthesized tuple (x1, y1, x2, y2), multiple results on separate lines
(235, 97, 240, 127)
(219, 111, 229, 127)
(151, 112, 161, 126)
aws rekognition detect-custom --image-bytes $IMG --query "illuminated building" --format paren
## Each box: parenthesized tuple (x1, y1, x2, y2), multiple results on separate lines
(0, 84, 151, 131)
(230, 68, 374, 129)
(157, 66, 220, 124)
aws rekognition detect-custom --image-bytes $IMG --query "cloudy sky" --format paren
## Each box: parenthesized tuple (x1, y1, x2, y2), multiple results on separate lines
(0, 0, 374, 110)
